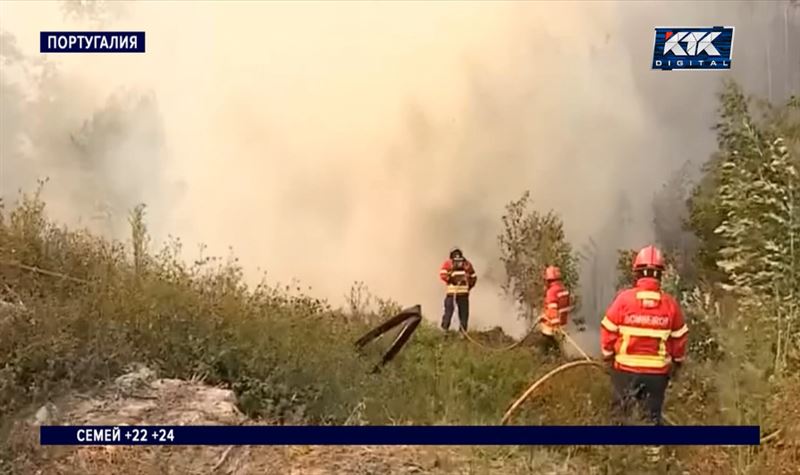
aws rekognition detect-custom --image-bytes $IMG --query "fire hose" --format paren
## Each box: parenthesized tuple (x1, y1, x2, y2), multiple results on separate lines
(500, 327, 679, 426)
(354, 306, 781, 443)
(497, 329, 782, 443)
(1, 260, 785, 445)
(458, 323, 540, 352)
(353, 304, 423, 374)
(500, 354, 782, 444)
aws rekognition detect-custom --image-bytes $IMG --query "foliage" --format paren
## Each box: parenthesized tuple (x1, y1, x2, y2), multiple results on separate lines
(702, 81, 800, 375)
(4, 80, 800, 474)
(610, 80, 798, 473)
(614, 248, 638, 291)
(344, 280, 403, 326)
(497, 191, 581, 322)
(0, 188, 553, 431)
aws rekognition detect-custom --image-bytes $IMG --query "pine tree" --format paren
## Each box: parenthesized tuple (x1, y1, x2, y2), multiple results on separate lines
(712, 82, 769, 297)
(710, 83, 800, 373)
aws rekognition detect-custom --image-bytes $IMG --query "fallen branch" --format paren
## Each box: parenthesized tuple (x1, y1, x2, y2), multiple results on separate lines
(212, 445, 235, 473)
(0, 260, 91, 284)
(760, 428, 782, 444)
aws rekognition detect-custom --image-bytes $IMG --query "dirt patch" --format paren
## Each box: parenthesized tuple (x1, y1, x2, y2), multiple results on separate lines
(5, 365, 590, 474)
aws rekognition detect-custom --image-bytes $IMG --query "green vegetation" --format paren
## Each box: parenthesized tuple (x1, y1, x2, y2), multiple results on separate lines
(1, 80, 799, 474)
(0, 187, 547, 428)
(499, 190, 581, 322)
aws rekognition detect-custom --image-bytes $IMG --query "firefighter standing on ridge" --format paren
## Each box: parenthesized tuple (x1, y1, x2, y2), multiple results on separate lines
(535, 265, 572, 356)
(600, 245, 689, 428)
(439, 247, 477, 333)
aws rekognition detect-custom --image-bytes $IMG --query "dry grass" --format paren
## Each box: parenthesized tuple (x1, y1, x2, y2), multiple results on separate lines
(1, 186, 798, 474)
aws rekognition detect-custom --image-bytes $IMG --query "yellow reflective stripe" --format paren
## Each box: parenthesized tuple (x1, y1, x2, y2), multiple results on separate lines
(547, 303, 558, 309)
(670, 325, 688, 338)
(618, 325, 671, 339)
(557, 291, 570, 297)
(636, 291, 661, 301)
(601, 316, 618, 332)
(614, 323, 671, 368)
(673, 356, 685, 363)
(602, 348, 615, 357)
(446, 284, 470, 293)
(620, 333, 630, 355)
(616, 353, 671, 368)
(558, 306, 573, 314)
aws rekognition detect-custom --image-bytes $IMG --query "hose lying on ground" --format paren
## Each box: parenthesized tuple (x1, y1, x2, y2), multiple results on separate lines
(500, 355, 783, 444)
(4, 260, 788, 445)
(353, 305, 423, 374)
(458, 323, 540, 352)
(501, 359, 605, 425)
(502, 330, 681, 426)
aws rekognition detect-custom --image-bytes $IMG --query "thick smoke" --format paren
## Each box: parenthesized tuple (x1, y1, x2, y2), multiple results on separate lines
(1, 1, 798, 339)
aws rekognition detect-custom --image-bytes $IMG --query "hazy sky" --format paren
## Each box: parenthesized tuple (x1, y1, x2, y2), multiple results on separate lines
(1, 1, 798, 338)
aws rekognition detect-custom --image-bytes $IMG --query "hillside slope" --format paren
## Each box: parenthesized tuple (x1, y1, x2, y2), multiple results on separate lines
(2, 153, 799, 474)
(8, 365, 593, 475)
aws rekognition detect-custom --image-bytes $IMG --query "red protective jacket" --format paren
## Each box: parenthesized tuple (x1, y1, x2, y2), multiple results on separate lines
(439, 258, 477, 295)
(540, 281, 571, 336)
(600, 277, 688, 375)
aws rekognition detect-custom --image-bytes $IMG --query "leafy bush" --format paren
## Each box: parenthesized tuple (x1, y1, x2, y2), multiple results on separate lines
(498, 190, 581, 323)
(0, 187, 551, 430)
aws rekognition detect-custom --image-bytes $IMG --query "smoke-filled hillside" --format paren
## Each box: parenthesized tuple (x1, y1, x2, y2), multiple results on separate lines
(1, 1, 798, 336)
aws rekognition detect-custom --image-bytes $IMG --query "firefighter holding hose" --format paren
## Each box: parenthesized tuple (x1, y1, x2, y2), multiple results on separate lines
(535, 265, 572, 356)
(439, 247, 477, 333)
(600, 245, 689, 428)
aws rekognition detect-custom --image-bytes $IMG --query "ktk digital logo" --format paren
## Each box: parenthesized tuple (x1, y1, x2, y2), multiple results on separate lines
(652, 26, 734, 71)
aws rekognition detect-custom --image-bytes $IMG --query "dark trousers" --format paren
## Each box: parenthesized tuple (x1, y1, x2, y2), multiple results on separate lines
(610, 369, 669, 425)
(534, 332, 562, 357)
(441, 293, 470, 331)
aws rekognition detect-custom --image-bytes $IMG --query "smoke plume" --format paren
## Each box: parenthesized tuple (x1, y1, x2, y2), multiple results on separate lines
(1, 1, 798, 338)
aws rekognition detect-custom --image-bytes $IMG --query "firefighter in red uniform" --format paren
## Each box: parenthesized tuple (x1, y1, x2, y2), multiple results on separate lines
(439, 247, 477, 332)
(600, 245, 688, 426)
(536, 266, 572, 355)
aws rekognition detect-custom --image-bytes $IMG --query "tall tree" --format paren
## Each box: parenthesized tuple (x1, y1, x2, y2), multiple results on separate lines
(701, 81, 800, 372)
(687, 82, 757, 287)
(713, 84, 800, 302)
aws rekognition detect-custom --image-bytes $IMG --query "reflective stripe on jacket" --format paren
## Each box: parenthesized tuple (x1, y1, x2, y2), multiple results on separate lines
(439, 258, 477, 294)
(540, 281, 572, 336)
(599, 277, 688, 375)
